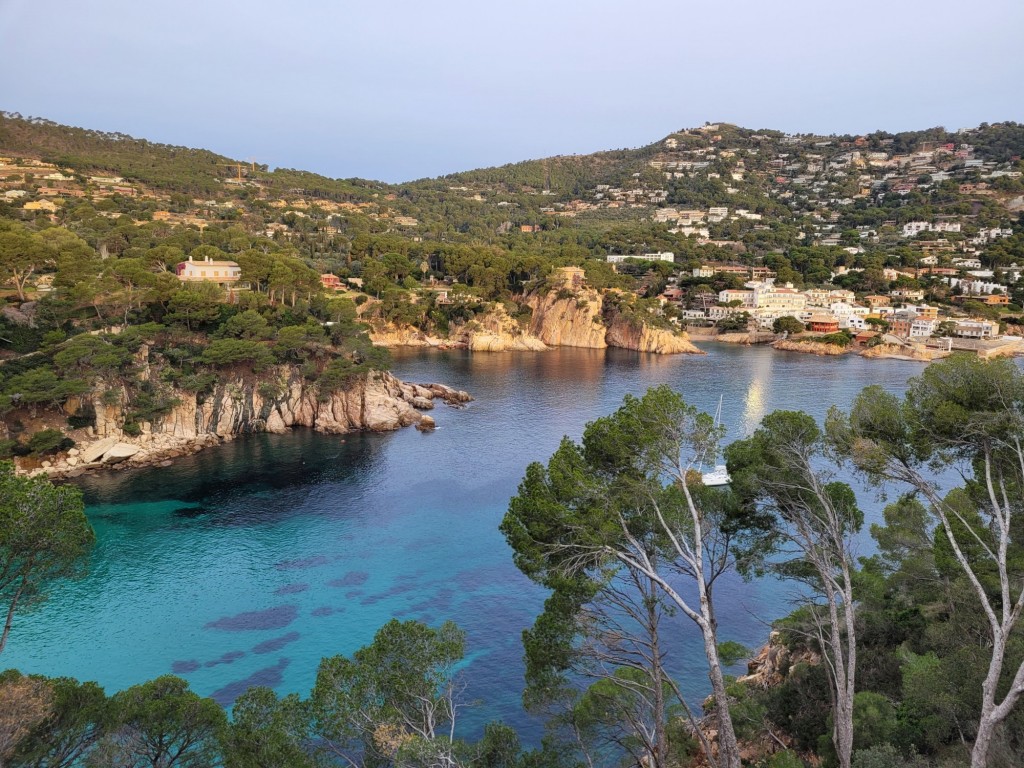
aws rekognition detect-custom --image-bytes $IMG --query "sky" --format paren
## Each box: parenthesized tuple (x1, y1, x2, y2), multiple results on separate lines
(1, 0, 1023, 183)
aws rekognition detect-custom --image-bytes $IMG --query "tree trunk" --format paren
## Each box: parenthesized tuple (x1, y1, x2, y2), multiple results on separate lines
(0, 576, 27, 654)
(702, 620, 740, 768)
(647, 583, 668, 768)
(973, 711, 997, 768)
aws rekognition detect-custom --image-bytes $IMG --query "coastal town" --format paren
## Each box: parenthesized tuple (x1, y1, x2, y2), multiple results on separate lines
(5, 2, 1024, 763)
(4, 115, 1022, 365)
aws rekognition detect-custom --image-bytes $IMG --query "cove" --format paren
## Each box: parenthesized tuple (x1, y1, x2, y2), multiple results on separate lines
(2, 344, 930, 740)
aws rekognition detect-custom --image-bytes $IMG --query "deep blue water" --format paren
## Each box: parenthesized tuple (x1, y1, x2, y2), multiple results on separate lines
(3, 344, 929, 740)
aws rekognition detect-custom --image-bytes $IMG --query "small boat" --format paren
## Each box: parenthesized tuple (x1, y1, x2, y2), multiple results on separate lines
(701, 395, 731, 486)
(702, 463, 731, 487)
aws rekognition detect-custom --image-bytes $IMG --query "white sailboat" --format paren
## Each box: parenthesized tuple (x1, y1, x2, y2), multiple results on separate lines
(701, 395, 731, 487)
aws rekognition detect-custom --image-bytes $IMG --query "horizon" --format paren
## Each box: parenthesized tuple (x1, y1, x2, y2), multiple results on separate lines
(1, 0, 1022, 183)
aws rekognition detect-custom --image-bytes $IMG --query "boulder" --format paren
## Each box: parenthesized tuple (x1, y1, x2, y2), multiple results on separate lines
(410, 397, 434, 410)
(80, 436, 118, 464)
(102, 443, 141, 464)
(416, 415, 436, 431)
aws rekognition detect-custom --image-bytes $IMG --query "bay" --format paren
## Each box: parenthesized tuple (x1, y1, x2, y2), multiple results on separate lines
(3, 344, 928, 739)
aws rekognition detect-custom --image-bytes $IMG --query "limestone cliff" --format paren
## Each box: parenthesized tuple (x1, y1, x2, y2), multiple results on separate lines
(605, 313, 702, 354)
(859, 343, 948, 362)
(367, 324, 449, 348)
(459, 305, 548, 352)
(31, 369, 471, 478)
(771, 339, 850, 356)
(369, 288, 701, 355)
(526, 288, 608, 348)
(369, 306, 546, 352)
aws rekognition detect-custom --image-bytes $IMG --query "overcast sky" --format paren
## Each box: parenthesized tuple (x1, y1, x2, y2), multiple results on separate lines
(2, 0, 1022, 183)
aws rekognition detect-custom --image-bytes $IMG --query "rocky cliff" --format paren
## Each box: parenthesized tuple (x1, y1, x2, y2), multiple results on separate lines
(461, 305, 548, 352)
(526, 288, 608, 348)
(369, 288, 701, 355)
(527, 288, 702, 354)
(605, 313, 702, 354)
(859, 342, 949, 362)
(366, 325, 449, 348)
(771, 339, 850, 356)
(28, 369, 471, 478)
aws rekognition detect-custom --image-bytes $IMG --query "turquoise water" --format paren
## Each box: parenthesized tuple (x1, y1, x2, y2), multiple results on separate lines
(3, 345, 928, 739)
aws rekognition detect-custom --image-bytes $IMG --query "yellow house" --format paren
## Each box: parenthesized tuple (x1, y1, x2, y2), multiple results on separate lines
(23, 199, 59, 212)
(175, 256, 242, 284)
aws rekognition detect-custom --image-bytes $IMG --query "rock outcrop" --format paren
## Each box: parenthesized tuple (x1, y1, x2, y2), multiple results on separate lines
(771, 339, 850, 356)
(461, 305, 548, 351)
(370, 288, 701, 356)
(527, 289, 608, 348)
(29, 369, 471, 478)
(367, 325, 448, 348)
(605, 314, 702, 354)
(859, 343, 948, 362)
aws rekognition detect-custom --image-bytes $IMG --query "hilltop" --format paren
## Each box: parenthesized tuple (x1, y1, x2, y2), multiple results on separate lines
(2, 111, 1024, 402)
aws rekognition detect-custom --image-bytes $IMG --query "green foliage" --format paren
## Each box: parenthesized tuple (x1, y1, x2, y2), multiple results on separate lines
(53, 334, 134, 377)
(807, 331, 852, 347)
(216, 309, 271, 340)
(224, 687, 314, 768)
(8, 676, 111, 768)
(199, 338, 275, 370)
(2, 366, 88, 413)
(717, 312, 751, 332)
(763, 663, 831, 752)
(0, 461, 94, 653)
(311, 619, 466, 767)
(99, 675, 226, 767)
(850, 692, 898, 752)
(26, 428, 71, 455)
(764, 751, 805, 768)
(851, 744, 929, 768)
(773, 316, 804, 334)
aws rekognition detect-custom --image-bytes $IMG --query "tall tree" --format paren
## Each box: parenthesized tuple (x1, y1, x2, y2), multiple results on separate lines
(99, 676, 226, 768)
(223, 687, 315, 768)
(0, 461, 94, 655)
(0, 671, 53, 764)
(0, 226, 49, 302)
(503, 386, 770, 768)
(311, 619, 467, 768)
(727, 411, 863, 768)
(830, 354, 1024, 768)
(8, 676, 110, 768)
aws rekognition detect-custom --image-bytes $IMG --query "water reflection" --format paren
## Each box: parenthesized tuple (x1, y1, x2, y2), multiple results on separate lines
(5, 345, 936, 742)
(740, 352, 773, 437)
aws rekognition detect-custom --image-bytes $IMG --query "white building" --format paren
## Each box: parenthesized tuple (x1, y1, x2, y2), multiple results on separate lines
(718, 289, 756, 307)
(954, 319, 999, 339)
(175, 256, 242, 284)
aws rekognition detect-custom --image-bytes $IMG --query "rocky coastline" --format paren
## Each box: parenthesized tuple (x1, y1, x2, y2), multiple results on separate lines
(770, 338, 850, 356)
(16, 370, 471, 480)
(369, 286, 703, 356)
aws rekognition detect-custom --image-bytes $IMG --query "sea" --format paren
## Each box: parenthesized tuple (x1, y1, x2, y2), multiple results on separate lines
(2, 344, 931, 741)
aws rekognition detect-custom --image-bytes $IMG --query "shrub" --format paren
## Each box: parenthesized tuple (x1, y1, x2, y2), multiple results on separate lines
(66, 403, 97, 429)
(809, 332, 852, 347)
(27, 428, 72, 455)
(199, 339, 275, 370)
(773, 316, 805, 334)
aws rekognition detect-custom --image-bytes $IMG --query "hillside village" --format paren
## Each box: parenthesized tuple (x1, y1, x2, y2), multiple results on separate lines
(2, 114, 1024, 363)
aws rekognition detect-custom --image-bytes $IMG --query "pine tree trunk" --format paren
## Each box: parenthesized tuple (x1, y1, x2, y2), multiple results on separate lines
(702, 621, 740, 768)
